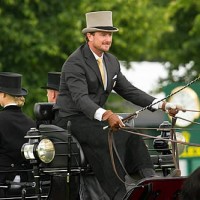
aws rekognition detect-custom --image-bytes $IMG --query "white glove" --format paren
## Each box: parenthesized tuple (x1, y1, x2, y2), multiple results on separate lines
(159, 101, 184, 116)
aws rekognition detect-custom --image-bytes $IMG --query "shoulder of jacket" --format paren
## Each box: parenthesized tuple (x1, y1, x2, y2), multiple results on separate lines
(104, 52, 118, 60)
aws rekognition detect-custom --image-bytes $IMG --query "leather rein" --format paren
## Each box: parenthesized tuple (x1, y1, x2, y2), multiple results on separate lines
(107, 74, 200, 184)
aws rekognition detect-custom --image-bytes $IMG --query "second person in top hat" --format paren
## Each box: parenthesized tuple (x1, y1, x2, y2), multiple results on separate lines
(0, 72, 36, 197)
(41, 72, 61, 103)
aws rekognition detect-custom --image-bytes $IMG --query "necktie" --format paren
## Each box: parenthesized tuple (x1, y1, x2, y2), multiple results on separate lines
(97, 58, 105, 85)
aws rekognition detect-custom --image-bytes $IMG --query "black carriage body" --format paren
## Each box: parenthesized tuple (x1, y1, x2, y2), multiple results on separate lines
(38, 124, 83, 174)
(0, 102, 188, 199)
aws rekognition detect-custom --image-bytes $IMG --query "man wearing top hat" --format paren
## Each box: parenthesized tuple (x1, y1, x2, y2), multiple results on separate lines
(54, 11, 183, 199)
(0, 72, 36, 197)
(38, 72, 61, 126)
(41, 71, 81, 199)
(41, 72, 61, 103)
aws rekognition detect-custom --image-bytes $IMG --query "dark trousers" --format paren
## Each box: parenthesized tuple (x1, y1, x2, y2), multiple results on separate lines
(47, 176, 80, 200)
(55, 115, 153, 200)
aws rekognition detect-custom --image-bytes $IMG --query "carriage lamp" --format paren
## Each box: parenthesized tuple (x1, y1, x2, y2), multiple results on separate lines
(21, 128, 55, 164)
(153, 121, 186, 155)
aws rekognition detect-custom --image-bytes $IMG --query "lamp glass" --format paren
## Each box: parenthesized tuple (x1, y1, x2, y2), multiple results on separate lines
(37, 139, 55, 163)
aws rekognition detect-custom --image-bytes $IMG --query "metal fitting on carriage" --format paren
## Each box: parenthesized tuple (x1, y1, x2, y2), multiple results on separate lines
(153, 121, 186, 155)
(153, 121, 172, 154)
(21, 127, 55, 164)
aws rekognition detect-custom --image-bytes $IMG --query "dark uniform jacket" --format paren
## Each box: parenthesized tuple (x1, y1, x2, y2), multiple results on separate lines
(0, 105, 36, 171)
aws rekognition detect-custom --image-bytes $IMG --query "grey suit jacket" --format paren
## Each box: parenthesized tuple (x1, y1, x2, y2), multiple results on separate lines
(55, 43, 155, 119)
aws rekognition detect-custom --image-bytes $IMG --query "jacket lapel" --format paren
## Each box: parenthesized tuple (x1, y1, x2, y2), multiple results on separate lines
(83, 44, 104, 85)
(104, 54, 113, 92)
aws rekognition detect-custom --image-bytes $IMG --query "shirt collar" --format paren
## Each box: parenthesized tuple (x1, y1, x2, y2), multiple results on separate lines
(4, 103, 17, 108)
(90, 48, 104, 60)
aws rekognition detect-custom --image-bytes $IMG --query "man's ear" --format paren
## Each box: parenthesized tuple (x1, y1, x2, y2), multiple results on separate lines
(87, 32, 94, 42)
(52, 91, 55, 98)
(2, 93, 6, 98)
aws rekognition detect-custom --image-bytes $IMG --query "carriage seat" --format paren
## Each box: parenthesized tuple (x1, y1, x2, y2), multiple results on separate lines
(33, 103, 135, 169)
(34, 102, 92, 173)
(34, 102, 174, 175)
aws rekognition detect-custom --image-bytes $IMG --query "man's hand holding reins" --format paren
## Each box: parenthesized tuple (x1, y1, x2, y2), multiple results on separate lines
(102, 110, 125, 131)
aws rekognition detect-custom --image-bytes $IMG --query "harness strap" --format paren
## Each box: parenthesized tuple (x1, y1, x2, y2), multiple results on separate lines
(108, 129, 134, 186)
(170, 117, 180, 170)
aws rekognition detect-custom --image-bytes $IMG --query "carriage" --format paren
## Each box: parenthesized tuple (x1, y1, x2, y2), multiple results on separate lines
(0, 102, 188, 200)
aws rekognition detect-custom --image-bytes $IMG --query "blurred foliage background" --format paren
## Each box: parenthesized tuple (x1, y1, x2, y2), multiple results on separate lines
(0, 0, 200, 117)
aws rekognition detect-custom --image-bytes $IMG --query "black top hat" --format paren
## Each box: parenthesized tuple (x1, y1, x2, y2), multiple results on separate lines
(41, 72, 61, 91)
(0, 72, 27, 96)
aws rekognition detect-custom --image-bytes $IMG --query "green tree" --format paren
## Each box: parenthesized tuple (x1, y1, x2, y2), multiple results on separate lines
(0, 0, 84, 116)
(0, 0, 199, 116)
(156, 0, 200, 84)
